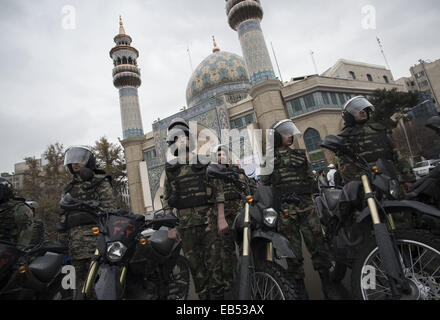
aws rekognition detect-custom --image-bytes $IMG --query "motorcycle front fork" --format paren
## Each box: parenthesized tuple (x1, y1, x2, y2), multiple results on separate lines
(81, 249, 127, 298)
(361, 175, 410, 298)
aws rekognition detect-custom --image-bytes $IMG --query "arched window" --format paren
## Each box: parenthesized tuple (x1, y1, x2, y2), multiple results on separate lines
(383, 75, 389, 84)
(349, 71, 356, 80)
(128, 57, 133, 65)
(117, 57, 122, 65)
(122, 57, 127, 64)
(367, 74, 373, 82)
(304, 128, 322, 153)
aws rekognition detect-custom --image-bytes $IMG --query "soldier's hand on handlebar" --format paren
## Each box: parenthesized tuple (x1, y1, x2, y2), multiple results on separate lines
(168, 228, 182, 242)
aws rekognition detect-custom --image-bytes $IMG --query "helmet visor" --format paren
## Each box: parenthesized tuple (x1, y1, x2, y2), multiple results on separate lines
(344, 97, 375, 116)
(64, 147, 92, 166)
(274, 120, 301, 137)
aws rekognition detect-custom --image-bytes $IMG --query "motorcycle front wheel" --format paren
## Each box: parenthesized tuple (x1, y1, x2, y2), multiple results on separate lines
(167, 255, 190, 300)
(352, 230, 440, 300)
(251, 261, 305, 300)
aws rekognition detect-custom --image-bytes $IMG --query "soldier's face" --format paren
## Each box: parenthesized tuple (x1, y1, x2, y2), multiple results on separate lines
(281, 134, 294, 147)
(217, 150, 228, 164)
(72, 163, 85, 173)
(354, 109, 368, 122)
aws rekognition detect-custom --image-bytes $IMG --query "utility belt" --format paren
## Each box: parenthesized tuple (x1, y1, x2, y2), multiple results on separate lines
(225, 193, 241, 201)
(61, 212, 97, 230)
(178, 205, 211, 217)
(276, 185, 311, 196)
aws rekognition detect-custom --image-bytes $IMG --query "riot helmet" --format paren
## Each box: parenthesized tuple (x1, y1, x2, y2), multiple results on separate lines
(269, 119, 301, 149)
(342, 96, 375, 127)
(426, 116, 440, 135)
(64, 146, 96, 174)
(0, 177, 14, 204)
(166, 118, 191, 158)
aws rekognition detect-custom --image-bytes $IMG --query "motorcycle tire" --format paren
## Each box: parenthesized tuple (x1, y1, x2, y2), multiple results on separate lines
(167, 255, 190, 300)
(251, 261, 306, 300)
(351, 229, 440, 300)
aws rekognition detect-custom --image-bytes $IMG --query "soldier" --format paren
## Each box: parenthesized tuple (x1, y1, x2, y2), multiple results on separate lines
(163, 118, 225, 300)
(259, 119, 341, 300)
(208, 144, 250, 299)
(59, 146, 117, 295)
(338, 96, 415, 187)
(338, 96, 416, 230)
(0, 178, 34, 249)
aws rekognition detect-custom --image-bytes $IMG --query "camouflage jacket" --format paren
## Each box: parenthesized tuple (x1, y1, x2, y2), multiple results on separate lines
(338, 123, 415, 184)
(163, 163, 224, 211)
(259, 148, 314, 195)
(0, 199, 34, 248)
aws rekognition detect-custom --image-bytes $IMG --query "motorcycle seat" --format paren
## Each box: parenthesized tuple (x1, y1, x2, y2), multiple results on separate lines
(322, 188, 342, 212)
(29, 252, 64, 283)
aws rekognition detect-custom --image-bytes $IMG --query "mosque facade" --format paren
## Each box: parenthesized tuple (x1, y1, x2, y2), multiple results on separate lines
(110, 1, 405, 214)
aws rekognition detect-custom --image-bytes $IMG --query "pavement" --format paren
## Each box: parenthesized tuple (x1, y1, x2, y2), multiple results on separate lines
(186, 236, 353, 300)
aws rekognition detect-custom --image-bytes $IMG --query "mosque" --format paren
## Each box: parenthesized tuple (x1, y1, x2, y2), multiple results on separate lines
(110, 0, 405, 214)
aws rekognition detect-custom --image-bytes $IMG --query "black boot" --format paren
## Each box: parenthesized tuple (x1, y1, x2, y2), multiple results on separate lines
(319, 270, 343, 300)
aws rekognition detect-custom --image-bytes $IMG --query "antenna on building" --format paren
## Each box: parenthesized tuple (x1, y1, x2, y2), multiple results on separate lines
(187, 44, 194, 73)
(310, 50, 319, 74)
(376, 37, 391, 70)
(270, 41, 283, 83)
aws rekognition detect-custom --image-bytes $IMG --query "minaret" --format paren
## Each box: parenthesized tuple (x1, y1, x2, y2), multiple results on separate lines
(110, 17, 146, 214)
(110, 16, 144, 139)
(225, 0, 288, 130)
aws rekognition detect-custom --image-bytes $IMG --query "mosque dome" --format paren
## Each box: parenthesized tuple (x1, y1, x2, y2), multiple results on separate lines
(186, 42, 251, 108)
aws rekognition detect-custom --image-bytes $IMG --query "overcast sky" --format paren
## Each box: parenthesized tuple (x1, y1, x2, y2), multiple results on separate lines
(1, 0, 439, 173)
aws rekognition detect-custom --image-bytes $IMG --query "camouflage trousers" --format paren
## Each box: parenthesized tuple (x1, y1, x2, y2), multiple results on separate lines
(207, 199, 242, 300)
(67, 225, 99, 291)
(279, 197, 331, 280)
(178, 206, 217, 300)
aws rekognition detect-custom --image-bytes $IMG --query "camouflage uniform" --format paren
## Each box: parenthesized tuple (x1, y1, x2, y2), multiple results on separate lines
(338, 123, 415, 185)
(0, 199, 34, 248)
(163, 163, 224, 300)
(60, 172, 117, 291)
(259, 148, 331, 280)
(209, 166, 249, 299)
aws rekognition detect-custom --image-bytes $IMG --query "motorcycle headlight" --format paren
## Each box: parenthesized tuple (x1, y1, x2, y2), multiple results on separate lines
(107, 241, 127, 262)
(263, 208, 278, 227)
(389, 179, 400, 200)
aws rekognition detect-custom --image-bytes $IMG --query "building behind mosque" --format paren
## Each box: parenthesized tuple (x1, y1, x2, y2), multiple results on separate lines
(110, 1, 407, 214)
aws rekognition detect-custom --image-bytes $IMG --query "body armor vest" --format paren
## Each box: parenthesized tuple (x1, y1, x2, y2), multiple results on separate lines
(272, 149, 312, 195)
(166, 163, 213, 209)
(339, 123, 394, 165)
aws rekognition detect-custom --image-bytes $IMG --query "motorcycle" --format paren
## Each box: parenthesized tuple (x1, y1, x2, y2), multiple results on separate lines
(0, 240, 69, 300)
(59, 193, 190, 300)
(406, 165, 440, 234)
(315, 134, 440, 300)
(207, 164, 305, 300)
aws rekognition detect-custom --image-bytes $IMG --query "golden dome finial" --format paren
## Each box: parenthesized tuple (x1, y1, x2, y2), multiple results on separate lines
(119, 15, 126, 35)
(212, 36, 220, 53)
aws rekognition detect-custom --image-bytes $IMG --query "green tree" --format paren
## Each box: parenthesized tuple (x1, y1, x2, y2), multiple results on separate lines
(369, 88, 420, 129)
(92, 136, 128, 210)
(20, 143, 70, 241)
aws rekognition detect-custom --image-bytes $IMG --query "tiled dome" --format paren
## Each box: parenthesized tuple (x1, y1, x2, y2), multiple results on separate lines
(186, 51, 251, 108)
